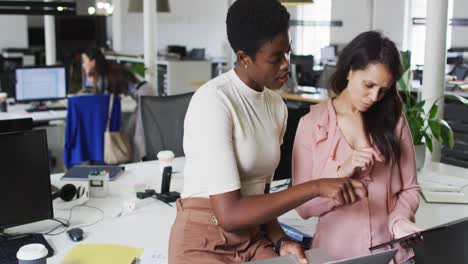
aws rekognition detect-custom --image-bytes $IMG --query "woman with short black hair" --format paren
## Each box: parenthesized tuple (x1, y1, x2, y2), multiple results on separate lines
(168, 1, 368, 263)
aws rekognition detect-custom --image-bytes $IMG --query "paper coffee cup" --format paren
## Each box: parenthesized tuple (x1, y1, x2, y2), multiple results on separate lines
(157, 150, 175, 172)
(0, 92, 7, 112)
(17, 243, 48, 264)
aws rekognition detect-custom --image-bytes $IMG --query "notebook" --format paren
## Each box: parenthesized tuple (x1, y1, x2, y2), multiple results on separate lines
(61, 165, 125, 181)
(420, 190, 468, 204)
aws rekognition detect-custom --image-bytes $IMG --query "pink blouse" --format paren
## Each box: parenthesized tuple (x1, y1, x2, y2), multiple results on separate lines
(292, 100, 420, 264)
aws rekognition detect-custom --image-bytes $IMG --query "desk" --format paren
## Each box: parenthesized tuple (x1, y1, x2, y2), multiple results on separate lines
(280, 88, 329, 104)
(7, 159, 468, 264)
(0, 96, 137, 123)
(9, 158, 186, 264)
(415, 162, 468, 228)
(0, 102, 67, 123)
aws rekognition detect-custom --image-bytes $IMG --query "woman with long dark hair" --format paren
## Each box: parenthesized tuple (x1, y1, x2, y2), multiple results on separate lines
(81, 48, 156, 160)
(292, 31, 420, 264)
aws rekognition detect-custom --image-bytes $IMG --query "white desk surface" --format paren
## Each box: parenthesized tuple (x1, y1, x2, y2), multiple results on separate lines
(7, 158, 468, 264)
(0, 96, 137, 122)
(0, 102, 67, 122)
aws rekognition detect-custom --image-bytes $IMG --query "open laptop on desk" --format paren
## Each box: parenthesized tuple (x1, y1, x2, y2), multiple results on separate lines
(419, 173, 468, 204)
(61, 165, 125, 181)
(244, 248, 398, 264)
(420, 190, 468, 204)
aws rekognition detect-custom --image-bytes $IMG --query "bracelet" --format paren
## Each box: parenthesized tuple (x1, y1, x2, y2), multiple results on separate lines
(274, 235, 291, 254)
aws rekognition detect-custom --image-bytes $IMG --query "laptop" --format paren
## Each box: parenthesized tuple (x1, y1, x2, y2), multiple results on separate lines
(60, 165, 125, 181)
(243, 248, 398, 264)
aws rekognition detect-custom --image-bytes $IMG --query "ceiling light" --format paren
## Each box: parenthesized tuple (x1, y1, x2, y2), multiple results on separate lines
(281, 0, 313, 6)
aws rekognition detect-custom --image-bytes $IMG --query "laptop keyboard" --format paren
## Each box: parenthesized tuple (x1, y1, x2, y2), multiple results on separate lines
(0, 234, 54, 264)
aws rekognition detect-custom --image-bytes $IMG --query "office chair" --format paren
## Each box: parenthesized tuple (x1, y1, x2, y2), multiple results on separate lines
(140, 92, 194, 160)
(273, 106, 310, 181)
(63, 94, 121, 169)
(317, 64, 337, 89)
(449, 64, 468, 81)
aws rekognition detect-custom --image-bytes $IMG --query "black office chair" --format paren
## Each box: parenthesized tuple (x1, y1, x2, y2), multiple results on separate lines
(140, 92, 194, 160)
(0, 118, 33, 134)
(273, 106, 310, 181)
(449, 64, 468, 80)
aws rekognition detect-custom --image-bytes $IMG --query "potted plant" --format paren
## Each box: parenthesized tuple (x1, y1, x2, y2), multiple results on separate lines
(398, 51, 468, 170)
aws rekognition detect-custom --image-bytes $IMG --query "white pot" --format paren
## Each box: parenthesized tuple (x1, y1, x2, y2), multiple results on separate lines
(414, 144, 426, 171)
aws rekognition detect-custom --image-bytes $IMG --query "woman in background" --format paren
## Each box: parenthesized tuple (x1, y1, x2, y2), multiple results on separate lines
(81, 48, 155, 99)
(81, 48, 156, 160)
(292, 31, 420, 264)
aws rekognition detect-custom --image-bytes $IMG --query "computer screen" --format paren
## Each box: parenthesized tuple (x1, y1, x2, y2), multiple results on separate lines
(15, 66, 67, 102)
(320, 46, 337, 64)
(0, 130, 53, 230)
(291, 55, 314, 86)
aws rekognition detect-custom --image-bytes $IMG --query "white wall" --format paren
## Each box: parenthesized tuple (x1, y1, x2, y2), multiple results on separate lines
(0, 15, 28, 50)
(28, 16, 44, 27)
(330, 0, 372, 46)
(110, 0, 229, 59)
(373, 0, 405, 48)
(451, 0, 468, 48)
(330, 0, 405, 49)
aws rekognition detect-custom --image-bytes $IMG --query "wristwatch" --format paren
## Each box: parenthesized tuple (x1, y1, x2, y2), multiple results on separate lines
(274, 235, 291, 254)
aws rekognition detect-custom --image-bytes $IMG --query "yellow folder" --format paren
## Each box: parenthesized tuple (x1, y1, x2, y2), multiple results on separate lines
(61, 244, 143, 264)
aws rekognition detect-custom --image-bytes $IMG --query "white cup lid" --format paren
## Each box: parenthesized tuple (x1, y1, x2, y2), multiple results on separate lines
(0, 92, 7, 98)
(17, 243, 48, 260)
(157, 150, 175, 160)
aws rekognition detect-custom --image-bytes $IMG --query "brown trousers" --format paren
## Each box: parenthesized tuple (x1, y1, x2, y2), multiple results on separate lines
(168, 198, 278, 264)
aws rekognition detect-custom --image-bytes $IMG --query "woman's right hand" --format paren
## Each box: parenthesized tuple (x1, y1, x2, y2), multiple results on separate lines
(338, 147, 383, 178)
(316, 178, 368, 205)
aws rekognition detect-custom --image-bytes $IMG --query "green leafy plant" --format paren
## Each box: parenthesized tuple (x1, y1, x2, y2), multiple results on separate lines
(129, 62, 146, 79)
(398, 50, 468, 152)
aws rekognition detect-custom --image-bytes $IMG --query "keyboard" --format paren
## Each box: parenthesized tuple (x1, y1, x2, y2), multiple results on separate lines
(0, 234, 54, 264)
(26, 106, 66, 112)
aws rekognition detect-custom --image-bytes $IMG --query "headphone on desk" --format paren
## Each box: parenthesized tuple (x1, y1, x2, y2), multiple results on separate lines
(52, 184, 89, 210)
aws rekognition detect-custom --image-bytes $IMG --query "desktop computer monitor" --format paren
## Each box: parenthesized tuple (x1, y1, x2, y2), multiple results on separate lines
(290, 54, 314, 87)
(15, 65, 67, 104)
(0, 129, 53, 230)
(320, 45, 337, 65)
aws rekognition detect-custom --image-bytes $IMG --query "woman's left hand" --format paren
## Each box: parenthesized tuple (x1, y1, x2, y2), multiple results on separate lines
(280, 240, 308, 264)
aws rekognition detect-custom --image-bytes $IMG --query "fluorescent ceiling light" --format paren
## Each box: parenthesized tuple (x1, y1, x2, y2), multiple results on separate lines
(281, 0, 313, 6)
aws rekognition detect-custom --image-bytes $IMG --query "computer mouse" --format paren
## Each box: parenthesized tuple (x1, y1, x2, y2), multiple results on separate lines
(67, 228, 84, 242)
